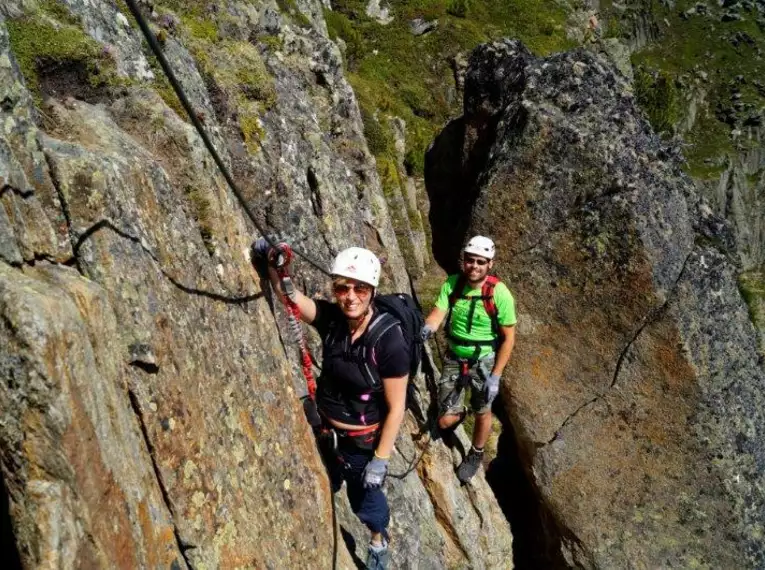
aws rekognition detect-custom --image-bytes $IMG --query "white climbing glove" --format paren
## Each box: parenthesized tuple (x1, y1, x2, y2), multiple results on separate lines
(484, 373, 501, 404)
(420, 323, 435, 342)
(362, 456, 389, 490)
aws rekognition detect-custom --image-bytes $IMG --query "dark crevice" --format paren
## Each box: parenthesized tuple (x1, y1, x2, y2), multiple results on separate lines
(0, 469, 23, 570)
(127, 389, 195, 568)
(42, 150, 83, 275)
(66, 219, 264, 305)
(37, 58, 113, 105)
(129, 360, 159, 374)
(545, 249, 695, 445)
(339, 527, 364, 569)
(487, 401, 571, 569)
(18, 253, 58, 268)
(0, 184, 34, 200)
(306, 167, 323, 217)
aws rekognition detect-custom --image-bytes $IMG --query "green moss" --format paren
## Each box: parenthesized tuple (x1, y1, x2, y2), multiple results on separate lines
(188, 39, 276, 108)
(626, 0, 765, 175)
(39, 0, 80, 25)
(324, 8, 364, 67)
(361, 109, 392, 155)
(257, 34, 284, 51)
(739, 270, 765, 331)
(446, 0, 470, 18)
(182, 14, 219, 42)
(238, 100, 266, 153)
(185, 185, 216, 255)
(6, 17, 114, 103)
(633, 66, 681, 135)
(276, 0, 312, 27)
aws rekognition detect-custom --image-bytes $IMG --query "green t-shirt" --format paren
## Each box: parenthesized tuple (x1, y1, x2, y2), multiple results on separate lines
(435, 274, 517, 358)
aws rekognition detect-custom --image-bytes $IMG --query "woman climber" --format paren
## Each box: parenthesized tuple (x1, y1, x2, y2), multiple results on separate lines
(253, 239, 408, 570)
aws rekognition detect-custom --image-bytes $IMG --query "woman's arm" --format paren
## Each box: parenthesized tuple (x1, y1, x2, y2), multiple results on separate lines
(375, 375, 408, 459)
(264, 265, 317, 324)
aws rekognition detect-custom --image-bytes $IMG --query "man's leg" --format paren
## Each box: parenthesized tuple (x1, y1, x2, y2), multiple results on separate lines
(471, 410, 493, 449)
(456, 355, 495, 483)
(437, 356, 466, 430)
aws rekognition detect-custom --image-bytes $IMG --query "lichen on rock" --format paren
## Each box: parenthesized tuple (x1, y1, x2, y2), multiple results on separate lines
(427, 38, 765, 568)
(0, 3, 513, 568)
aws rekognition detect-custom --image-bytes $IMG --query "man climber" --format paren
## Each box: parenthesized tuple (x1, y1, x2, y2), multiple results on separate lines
(254, 239, 408, 570)
(421, 236, 516, 483)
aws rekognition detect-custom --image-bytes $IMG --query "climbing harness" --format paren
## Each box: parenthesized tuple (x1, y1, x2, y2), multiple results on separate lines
(445, 274, 503, 359)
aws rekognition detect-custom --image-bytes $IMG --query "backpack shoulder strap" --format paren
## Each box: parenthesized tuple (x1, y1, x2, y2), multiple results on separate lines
(445, 274, 468, 334)
(447, 274, 468, 307)
(482, 276, 502, 340)
(363, 313, 399, 352)
(358, 313, 399, 388)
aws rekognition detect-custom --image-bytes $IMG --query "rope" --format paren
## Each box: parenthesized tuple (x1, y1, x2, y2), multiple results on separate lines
(276, 265, 317, 399)
(122, 0, 330, 277)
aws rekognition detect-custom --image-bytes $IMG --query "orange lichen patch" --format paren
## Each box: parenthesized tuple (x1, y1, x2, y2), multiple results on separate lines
(238, 409, 258, 443)
(137, 500, 179, 568)
(219, 544, 264, 569)
(137, 501, 158, 569)
(61, 389, 139, 569)
(529, 346, 554, 382)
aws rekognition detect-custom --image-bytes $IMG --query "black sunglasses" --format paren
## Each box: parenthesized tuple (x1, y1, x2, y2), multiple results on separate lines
(463, 256, 489, 266)
(333, 282, 373, 296)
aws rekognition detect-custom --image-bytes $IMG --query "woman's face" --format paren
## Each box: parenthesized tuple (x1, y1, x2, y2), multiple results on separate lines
(333, 278, 374, 319)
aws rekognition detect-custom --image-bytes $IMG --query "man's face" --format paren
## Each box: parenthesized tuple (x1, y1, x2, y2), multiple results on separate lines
(462, 254, 492, 283)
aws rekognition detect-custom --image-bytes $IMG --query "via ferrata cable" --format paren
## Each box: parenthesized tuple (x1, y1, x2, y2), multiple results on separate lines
(122, 0, 330, 277)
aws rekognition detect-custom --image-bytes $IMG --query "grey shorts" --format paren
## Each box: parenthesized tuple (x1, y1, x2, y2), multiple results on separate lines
(437, 352, 495, 416)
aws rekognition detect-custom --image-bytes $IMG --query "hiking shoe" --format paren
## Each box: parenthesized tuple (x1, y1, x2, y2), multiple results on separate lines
(365, 539, 390, 570)
(456, 447, 484, 483)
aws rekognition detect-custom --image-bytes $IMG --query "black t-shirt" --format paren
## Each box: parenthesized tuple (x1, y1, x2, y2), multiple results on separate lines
(311, 300, 409, 426)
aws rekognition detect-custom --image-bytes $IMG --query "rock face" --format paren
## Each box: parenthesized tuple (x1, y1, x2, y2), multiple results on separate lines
(702, 133, 765, 270)
(427, 39, 765, 569)
(0, 2, 512, 569)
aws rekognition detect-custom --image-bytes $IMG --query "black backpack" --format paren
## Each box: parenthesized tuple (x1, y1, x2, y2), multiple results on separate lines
(358, 293, 425, 410)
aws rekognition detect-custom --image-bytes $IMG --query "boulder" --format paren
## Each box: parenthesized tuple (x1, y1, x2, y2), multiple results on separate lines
(426, 39, 765, 568)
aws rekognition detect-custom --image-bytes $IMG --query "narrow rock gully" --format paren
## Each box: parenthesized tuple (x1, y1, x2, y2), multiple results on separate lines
(486, 400, 570, 569)
(1, 470, 22, 570)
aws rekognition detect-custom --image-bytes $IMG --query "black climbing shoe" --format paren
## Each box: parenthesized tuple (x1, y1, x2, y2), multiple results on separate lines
(456, 447, 484, 483)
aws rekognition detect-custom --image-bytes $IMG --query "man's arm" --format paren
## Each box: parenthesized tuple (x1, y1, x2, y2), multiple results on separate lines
(424, 306, 447, 332)
(491, 325, 515, 377)
(491, 325, 515, 376)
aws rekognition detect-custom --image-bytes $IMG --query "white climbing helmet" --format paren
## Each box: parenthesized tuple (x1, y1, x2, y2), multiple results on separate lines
(463, 235, 495, 260)
(330, 247, 381, 287)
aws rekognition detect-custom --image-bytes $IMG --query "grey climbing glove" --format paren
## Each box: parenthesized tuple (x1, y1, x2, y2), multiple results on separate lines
(420, 323, 435, 342)
(484, 373, 501, 404)
(362, 456, 389, 490)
